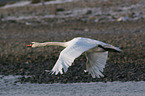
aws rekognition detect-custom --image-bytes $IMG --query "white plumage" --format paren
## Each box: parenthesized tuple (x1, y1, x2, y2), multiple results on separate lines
(28, 37, 121, 78)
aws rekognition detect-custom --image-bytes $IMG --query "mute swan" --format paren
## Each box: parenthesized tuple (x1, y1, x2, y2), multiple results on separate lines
(27, 37, 121, 78)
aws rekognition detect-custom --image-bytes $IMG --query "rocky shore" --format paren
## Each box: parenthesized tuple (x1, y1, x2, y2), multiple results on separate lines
(0, 0, 145, 83)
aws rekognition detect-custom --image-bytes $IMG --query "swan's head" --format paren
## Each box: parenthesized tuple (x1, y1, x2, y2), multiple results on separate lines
(27, 42, 39, 48)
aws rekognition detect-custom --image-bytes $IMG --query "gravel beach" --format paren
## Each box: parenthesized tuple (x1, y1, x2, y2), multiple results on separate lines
(0, 0, 145, 83)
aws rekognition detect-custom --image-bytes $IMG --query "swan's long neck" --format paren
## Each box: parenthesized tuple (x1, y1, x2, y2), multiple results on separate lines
(37, 42, 68, 47)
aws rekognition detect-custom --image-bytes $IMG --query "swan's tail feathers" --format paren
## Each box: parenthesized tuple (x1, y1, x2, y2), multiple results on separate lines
(86, 51, 108, 78)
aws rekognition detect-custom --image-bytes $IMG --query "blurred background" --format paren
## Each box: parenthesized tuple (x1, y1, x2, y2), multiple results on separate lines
(0, 0, 145, 96)
(0, 0, 145, 84)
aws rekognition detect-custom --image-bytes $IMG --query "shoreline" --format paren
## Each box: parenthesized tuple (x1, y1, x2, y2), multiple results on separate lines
(1, 75, 145, 96)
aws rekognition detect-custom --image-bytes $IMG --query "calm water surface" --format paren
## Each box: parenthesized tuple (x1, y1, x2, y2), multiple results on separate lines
(0, 75, 145, 96)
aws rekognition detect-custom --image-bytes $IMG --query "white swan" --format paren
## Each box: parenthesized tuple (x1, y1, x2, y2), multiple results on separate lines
(27, 37, 121, 78)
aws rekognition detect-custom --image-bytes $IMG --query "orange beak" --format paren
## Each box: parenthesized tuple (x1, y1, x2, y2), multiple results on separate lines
(27, 44, 32, 47)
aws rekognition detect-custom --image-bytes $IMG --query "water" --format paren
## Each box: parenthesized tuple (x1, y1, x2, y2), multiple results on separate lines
(0, 75, 145, 96)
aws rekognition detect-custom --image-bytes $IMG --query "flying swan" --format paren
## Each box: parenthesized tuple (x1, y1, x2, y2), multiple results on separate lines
(27, 37, 121, 78)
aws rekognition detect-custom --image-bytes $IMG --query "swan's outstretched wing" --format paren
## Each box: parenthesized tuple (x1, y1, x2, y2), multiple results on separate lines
(86, 51, 108, 78)
(51, 39, 97, 75)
